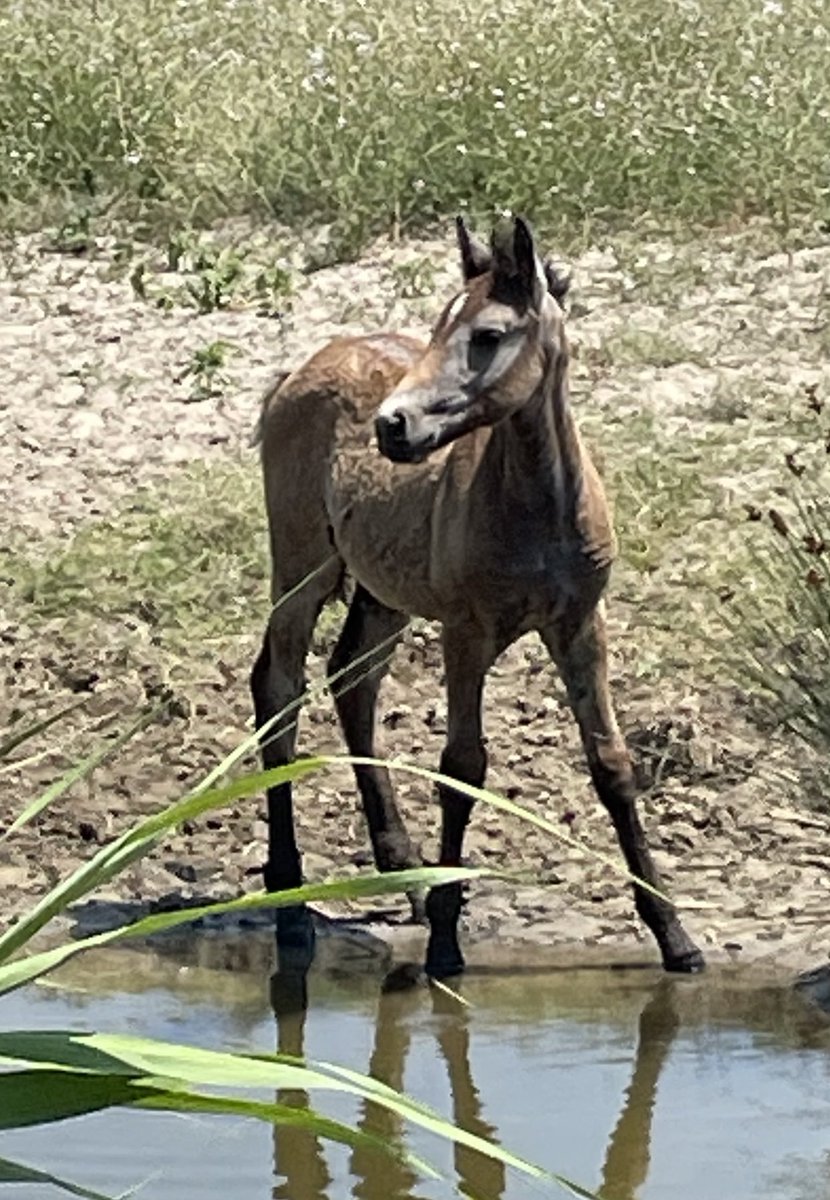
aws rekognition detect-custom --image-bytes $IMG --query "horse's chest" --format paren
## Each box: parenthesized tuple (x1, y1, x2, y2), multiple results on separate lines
(444, 525, 608, 627)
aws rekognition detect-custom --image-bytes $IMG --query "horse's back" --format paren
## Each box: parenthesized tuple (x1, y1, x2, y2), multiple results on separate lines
(263, 332, 424, 430)
(258, 331, 426, 594)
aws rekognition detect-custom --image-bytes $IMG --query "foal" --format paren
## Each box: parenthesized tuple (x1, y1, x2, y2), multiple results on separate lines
(251, 216, 704, 978)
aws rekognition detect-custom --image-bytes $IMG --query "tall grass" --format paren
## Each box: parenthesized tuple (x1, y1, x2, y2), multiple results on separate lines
(1, 693, 642, 1198)
(2, 0, 829, 249)
(722, 388, 830, 784)
(8, 463, 266, 644)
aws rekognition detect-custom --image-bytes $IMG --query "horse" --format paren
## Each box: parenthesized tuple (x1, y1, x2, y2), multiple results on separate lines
(250, 215, 703, 978)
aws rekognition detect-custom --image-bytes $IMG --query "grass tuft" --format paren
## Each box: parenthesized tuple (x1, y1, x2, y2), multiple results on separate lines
(720, 387, 830, 779)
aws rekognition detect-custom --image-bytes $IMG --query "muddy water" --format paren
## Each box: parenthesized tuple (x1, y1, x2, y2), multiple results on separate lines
(2, 932, 830, 1200)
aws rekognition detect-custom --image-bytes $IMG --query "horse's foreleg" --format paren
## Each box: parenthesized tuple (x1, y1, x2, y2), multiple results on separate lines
(541, 607, 705, 973)
(425, 624, 494, 979)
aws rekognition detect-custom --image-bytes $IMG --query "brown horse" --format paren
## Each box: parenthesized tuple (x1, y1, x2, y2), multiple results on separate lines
(251, 215, 704, 978)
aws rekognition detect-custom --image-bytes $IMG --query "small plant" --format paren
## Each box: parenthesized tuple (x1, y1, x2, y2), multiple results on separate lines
(48, 206, 94, 255)
(126, 234, 292, 315)
(389, 256, 436, 299)
(166, 227, 199, 273)
(184, 244, 246, 313)
(177, 340, 238, 401)
(254, 263, 293, 317)
(128, 259, 148, 301)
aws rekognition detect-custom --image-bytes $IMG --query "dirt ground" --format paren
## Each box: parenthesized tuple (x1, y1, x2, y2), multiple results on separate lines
(2, 219, 830, 976)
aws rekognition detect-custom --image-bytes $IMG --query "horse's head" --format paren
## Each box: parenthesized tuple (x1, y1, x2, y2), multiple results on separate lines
(374, 215, 570, 464)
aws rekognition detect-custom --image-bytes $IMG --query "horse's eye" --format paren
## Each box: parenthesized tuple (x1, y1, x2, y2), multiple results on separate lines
(468, 328, 502, 372)
(471, 328, 502, 350)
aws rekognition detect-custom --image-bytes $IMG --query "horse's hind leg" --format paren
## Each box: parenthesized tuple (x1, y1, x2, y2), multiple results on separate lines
(327, 585, 422, 917)
(251, 559, 340, 952)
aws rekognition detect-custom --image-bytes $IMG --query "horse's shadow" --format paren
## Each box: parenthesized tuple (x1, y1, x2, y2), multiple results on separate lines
(266, 939, 681, 1200)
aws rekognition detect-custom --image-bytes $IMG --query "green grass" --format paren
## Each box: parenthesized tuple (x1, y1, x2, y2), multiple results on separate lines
(2, 463, 268, 644)
(579, 376, 830, 788)
(605, 416, 721, 573)
(579, 408, 743, 681)
(2, 0, 830, 251)
(0, 460, 350, 657)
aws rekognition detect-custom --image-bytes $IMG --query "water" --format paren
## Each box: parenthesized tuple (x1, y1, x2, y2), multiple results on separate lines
(2, 932, 830, 1200)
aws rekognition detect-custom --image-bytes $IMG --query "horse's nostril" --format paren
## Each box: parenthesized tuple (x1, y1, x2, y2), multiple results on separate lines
(375, 408, 420, 463)
(377, 409, 408, 442)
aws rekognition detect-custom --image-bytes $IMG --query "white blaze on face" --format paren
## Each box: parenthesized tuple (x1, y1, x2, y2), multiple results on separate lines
(435, 324, 474, 394)
(444, 291, 468, 326)
(377, 292, 538, 420)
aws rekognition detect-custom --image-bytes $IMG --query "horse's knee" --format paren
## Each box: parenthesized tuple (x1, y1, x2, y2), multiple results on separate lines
(440, 738, 487, 787)
(586, 733, 636, 805)
(250, 630, 271, 701)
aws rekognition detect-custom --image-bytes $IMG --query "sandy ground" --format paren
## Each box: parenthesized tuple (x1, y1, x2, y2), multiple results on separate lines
(2, 219, 830, 977)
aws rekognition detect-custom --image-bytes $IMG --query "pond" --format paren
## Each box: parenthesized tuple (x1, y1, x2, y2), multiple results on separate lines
(3, 929, 830, 1200)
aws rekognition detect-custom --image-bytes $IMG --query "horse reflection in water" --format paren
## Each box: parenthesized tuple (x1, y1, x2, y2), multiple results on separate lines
(600, 982, 680, 1200)
(266, 939, 682, 1200)
(268, 943, 504, 1200)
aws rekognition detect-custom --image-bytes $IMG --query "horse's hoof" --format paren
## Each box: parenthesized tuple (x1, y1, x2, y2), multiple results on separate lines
(275, 906, 316, 954)
(425, 943, 465, 980)
(664, 947, 706, 974)
(407, 888, 428, 925)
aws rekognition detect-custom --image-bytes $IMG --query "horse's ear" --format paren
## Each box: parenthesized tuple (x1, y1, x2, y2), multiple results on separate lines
(455, 216, 491, 281)
(490, 215, 544, 311)
(512, 216, 544, 309)
(542, 257, 571, 306)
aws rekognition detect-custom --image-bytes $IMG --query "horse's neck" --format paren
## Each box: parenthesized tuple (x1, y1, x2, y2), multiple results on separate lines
(490, 361, 583, 525)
